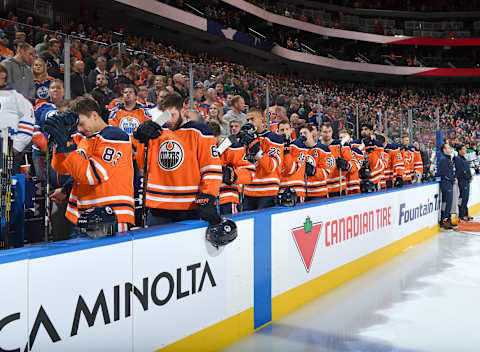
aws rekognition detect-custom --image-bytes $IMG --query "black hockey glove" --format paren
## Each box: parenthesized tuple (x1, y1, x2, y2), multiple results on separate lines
(305, 158, 316, 177)
(237, 123, 256, 146)
(134, 120, 162, 144)
(195, 193, 221, 225)
(246, 140, 261, 156)
(44, 117, 76, 153)
(359, 166, 371, 180)
(56, 110, 79, 136)
(222, 165, 237, 185)
(336, 157, 351, 172)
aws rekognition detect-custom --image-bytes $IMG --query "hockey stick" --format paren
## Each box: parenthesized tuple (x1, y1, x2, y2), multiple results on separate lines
(304, 164, 309, 201)
(1, 129, 11, 249)
(338, 142, 343, 196)
(44, 139, 52, 243)
(141, 141, 149, 228)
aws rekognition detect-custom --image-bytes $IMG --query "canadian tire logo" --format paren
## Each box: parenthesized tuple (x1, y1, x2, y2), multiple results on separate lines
(291, 217, 322, 272)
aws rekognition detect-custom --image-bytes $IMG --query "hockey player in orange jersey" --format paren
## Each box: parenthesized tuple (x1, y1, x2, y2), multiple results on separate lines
(207, 121, 255, 214)
(339, 129, 362, 194)
(363, 137, 384, 190)
(239, 109, 284, 210)
(134, 92, 224, 227)
(412, 142, 424, 184)
(380, 137, 405, 188)
(108, 85, 151, 137)
(278, 120, 306, 201)
(299, 124, 335, 200)
(319, 123, 358, 197)
(46, 97, 134, 233)
(401, 135, 415, 184)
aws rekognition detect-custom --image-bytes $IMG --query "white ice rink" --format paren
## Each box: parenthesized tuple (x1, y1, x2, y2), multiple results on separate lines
(224, 222, 480, 352)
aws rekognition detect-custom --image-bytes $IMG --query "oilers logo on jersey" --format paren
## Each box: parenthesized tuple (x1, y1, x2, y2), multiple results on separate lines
(158, 140, 184, 171)
(37, 86, 50, 100)
(119, 116, 140, 135)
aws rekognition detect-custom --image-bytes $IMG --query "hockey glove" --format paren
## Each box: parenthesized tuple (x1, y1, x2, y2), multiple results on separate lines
(222, 165, 237, 185)
(134, 120, 162, 144)
(246, 140, 261, 156)
(195, 193, 222, 225)
(305, 158, 316, 177)
(56, 110, 79, 136)
(237, 123, 256, 146)
(336, 157, 351, 172)
(44, 118, 76, 154)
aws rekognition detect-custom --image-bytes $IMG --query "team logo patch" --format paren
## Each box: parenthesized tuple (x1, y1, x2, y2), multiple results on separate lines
(158, 140, 184, 171)
(119, 116, 140, 135)
(37, 86, 50, 100)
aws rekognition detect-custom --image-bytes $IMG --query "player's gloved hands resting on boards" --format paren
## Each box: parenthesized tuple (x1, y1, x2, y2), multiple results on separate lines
(44, 115, 77, 153)
(134, 120, 162, 144)
(195, 192, 222, 225)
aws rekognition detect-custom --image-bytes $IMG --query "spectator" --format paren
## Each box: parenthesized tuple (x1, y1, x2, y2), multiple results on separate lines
(42, 38, 62, 79)
(229, 119, 241, 136)
(90, 74, 115, 113)
(146, 75, 166, 104)
(224, 95, 247, 126)
(147, 88, 170, 124)
(206, 102, 228, 137)
(70, 60, 87, 98)
(0, 63, 34, 173)
(0, 32, 13, 60)
(32, 57, 54, 102)
(87, 56, 109, 92)
(34, 23, 49, 44)
(172, 72, 187, 98)
(1, 41, 35, 98)
(34, 34, 49, 55)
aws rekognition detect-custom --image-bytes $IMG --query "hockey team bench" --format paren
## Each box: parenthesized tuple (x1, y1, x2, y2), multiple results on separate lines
(1, 177, 479, 352)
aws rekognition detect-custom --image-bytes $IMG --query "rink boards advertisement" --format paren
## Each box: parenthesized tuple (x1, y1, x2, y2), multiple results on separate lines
(1, 179, 480, 351)
(0, 220, 254, 352)
(270, 183, 440, 318)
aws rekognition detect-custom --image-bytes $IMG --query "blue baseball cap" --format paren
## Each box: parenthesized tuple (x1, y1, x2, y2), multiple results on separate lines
(0, 32, 7, 39)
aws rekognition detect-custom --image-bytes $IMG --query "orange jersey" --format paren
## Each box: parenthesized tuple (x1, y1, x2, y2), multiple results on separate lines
(219, 143, 255, 205)
(108, 104, 151, 136)
(51, 127, 135, 225)
(108, 98, 123, 111)
(402, 147, 415, 181)
(366, 149, 384, 185)
(244, 130, 284, 197)
(380, 151, 389, 189)
(385, 144, 404, 179)
(413, 148, 423, 174)
(136, 121, 222, 211)
(325, 140, 357, 194)
(280, 140, 308, 197)
(348, 146, 364, 194)
(308, 142, 335, 198)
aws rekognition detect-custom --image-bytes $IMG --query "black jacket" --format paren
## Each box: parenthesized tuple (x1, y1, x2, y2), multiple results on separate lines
(70, 71, 87, 98)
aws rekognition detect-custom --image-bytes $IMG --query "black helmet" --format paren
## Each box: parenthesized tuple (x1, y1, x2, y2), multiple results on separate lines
(206, 218, 237, 248)
(77, 206, 117, 239)
(277, 187, 297, 207)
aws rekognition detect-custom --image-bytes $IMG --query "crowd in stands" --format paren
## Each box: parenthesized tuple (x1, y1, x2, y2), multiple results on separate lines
(0, 8, 479, 244)
(165, 0, 480, 68)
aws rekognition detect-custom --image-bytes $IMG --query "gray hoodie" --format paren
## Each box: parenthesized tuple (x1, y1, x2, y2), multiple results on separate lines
(1, 56, 35, 99)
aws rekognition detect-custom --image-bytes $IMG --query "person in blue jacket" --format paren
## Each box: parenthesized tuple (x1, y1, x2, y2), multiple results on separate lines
(454, 144, 473, 222)
(438, 143, 457, 229)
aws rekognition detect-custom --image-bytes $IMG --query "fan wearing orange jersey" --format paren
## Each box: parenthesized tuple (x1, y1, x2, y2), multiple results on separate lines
(108, 85, 151, 137)
(320, 123, 358, 197)
(134, 93, 223, 226)
(299, 124, 335, 200)
(48, 97, 134, 233)
(207, 122, 256, 215)
(239, 109, 284, 210)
